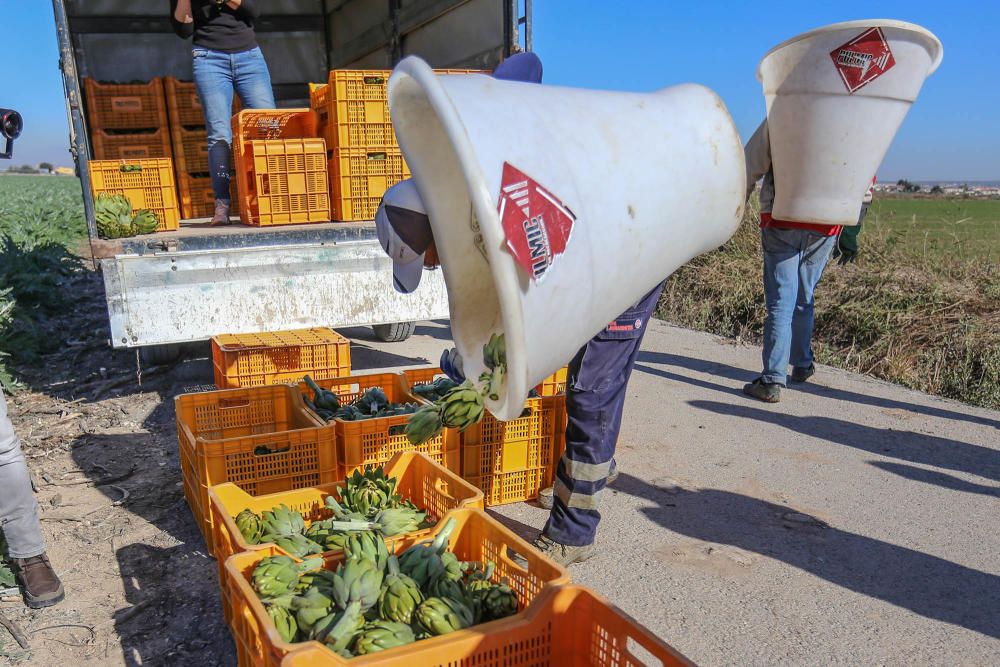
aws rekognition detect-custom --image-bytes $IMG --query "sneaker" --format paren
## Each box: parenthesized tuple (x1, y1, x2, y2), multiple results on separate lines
(742, 378, 781, 403)
(529, 533, 596, 567)
(209, 198, 231, 226)
(537, 462, 619, 510)
(13, 553, 65, 609)
(790, 363, 816, 384)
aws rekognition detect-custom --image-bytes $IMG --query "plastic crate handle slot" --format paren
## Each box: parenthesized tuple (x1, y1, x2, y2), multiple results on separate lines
(253, 443, 291, 456)
(366, 151, 387, 162)
(217, 397, 252, 410)
(387, 424, 406, 437)
(119, 163, 143, 173)
(363, 76, 386, 85)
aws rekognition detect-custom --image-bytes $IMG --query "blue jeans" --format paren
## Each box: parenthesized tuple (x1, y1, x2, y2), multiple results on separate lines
(192, 46, 275, 201)
(544, 281, 665, 546)
(760, 227, 837, 385)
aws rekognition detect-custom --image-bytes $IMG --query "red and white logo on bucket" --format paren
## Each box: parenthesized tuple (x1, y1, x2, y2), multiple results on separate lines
(497, 162, 576, 282)
(829, 27, 896, 94)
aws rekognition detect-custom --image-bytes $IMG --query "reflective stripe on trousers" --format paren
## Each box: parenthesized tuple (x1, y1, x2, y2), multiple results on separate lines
(543, 281, 665, 546)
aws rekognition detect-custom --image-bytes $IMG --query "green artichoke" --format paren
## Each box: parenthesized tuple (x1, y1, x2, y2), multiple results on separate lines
(332, 557, 384, 611)
(267, 603, 299, 643)
(235, 508, 263, 544)
(377, 555, 424, 624)
(353, 620, 415, 655)
(397, 517, 456, 587)
(251, 555, 322, 599)
(261, 504, 306, 538)
(413, 596, 475, 636)
(311, 600, 364, 653)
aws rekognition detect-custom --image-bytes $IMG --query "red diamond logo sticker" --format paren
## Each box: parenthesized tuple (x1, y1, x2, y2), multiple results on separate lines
(497, 162, 576, 282)
(830, 27, 896, 94)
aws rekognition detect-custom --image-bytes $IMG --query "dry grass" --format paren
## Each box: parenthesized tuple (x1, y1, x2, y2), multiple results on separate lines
(657, 196, 1000, 410)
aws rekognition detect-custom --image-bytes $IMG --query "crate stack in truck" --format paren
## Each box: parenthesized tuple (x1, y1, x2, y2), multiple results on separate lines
(165, 77, 240, 219)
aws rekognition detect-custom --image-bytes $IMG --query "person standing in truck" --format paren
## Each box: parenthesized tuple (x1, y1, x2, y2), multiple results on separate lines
(741, 119, 872, 402)
(375, 52, 658, 567)
(170, 0, 275, 225)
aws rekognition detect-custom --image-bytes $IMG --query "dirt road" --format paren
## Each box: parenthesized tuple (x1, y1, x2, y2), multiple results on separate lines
(2, 273, 997, 665)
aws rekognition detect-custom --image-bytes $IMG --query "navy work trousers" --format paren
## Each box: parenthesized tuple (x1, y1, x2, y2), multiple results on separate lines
(543, 281, 666, 546)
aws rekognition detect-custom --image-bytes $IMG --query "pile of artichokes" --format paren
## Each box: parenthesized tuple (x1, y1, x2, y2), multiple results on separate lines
(303, 377, 421, 422)
(234, 466, 432, 558)
(249, 517, 520, 657)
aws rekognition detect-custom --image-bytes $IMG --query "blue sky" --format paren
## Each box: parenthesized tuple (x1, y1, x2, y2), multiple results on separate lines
(4, 1, 997, 180)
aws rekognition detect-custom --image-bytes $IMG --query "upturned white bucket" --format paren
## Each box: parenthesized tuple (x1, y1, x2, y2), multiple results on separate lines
(759, 19, 943, 225)
(388, 56, 745, 420)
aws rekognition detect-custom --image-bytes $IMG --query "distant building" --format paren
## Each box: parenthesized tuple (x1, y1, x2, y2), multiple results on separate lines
(54, 166, 74, 175)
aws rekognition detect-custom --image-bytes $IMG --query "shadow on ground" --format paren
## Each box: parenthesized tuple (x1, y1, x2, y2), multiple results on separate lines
(636, 349, 1000, 430)
(686, 399, 1000, 484)
(613, 473, 1000, 639)
(116, 542, 235, 666)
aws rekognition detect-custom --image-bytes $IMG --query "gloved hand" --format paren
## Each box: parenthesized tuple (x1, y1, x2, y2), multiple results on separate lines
(439, 347, 465, 383)
(836, 224, 862, 265)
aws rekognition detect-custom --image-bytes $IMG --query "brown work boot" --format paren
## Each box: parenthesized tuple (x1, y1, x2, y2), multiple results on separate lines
(13, 553, 65, 609)
(209, 198, 231, 226)
(530, 534, 595, 567)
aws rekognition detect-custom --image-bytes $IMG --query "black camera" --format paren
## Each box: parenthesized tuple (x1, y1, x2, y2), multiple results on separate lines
(1, 108, 23, 159)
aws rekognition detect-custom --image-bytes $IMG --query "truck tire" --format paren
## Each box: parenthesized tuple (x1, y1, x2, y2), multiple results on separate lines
(372, 321, 416, 342)
(139, 343, 181, 366)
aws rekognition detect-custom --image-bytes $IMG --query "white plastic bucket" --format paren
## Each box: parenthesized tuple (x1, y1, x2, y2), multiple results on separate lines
(758, 20, 943, 225)
(388, 57, 745, 420)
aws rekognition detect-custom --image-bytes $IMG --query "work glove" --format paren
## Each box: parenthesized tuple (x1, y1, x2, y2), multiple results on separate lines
(835, 225, 861, 265)
(439, 347, 465, 383)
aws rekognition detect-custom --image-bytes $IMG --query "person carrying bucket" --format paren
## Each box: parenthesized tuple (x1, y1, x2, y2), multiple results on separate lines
(376, 52, 659, 567)
(741, 119, 872, 403)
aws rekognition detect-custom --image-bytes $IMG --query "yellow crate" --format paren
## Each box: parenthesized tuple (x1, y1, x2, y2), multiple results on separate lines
(88, 157, 180, 232)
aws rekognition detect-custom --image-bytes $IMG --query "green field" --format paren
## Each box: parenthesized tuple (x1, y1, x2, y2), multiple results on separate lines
(0, 174, 88, 389)
(868, 197, 1000, 261)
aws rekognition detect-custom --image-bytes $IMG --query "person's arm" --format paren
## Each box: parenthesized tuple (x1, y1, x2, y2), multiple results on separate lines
(170, 0, 195, 39)
(743, 119, 771, 202)
(228, 0, 260, 19)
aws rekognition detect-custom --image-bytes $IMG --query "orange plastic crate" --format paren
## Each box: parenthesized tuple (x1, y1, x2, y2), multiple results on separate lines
(91, 128, 172, 160)
(242, 138, 330, 226)
(177, 173, 239, 219)
(311, 69, 490, 151)
(299, 372, 459, 477)
(84, 77, 168, 131)
(175, 385, 333, 550)
(231, 109, 318, 224)
(401, 366, 566, 505)
(209, 451, 484, 622)
(539, 366, 569, 396)
(170, 125, 209, 174)
(329, 148, 410, 221)
(281, 584, 694, 667)
(88, 158, 180, 232)
(164, 76, 241, 127)
(212, 328, 351, 389)
(222, 508, 571, 667)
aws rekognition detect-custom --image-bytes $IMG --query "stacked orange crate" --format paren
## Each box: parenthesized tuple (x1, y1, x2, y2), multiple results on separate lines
(165, 77, 241, 219)
(84, 78, 180, 232)
(230, 109, 320, 225)
(312, 69, 488, 221)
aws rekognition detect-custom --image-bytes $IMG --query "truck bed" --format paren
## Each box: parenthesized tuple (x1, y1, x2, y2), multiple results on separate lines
(91, 218, 379, 259)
